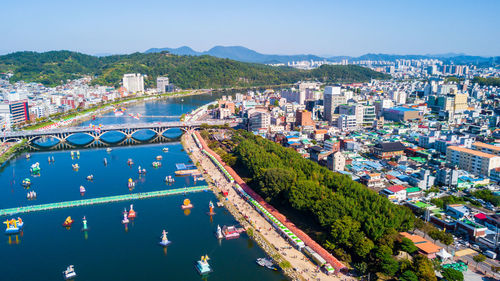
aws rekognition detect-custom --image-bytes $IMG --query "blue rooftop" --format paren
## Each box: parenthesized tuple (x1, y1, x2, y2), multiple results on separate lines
(391, 107, 419, 112)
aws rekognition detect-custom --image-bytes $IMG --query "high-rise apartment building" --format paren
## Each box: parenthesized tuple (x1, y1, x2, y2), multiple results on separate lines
(123, 73, 145, 93)
(323, 86, 344, 124)
(156, 76, 169, 93)
(0, 100, 30, 127)
(389, 90, 407, 105)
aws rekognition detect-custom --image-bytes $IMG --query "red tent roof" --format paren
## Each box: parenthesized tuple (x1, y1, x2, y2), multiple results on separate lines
(474, 213, 487, 220)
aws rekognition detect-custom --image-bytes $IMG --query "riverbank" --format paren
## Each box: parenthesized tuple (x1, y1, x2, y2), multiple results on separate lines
(22, 89, 204, 130)
(182, 131, 344, 281)
(0, 139, 27, 167)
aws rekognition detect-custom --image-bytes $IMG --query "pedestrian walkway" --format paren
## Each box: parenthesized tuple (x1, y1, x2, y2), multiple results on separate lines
(0, 186, 209, 216)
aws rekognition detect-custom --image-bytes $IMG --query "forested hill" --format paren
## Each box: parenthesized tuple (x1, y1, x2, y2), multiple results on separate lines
(0, 51, 390, 88)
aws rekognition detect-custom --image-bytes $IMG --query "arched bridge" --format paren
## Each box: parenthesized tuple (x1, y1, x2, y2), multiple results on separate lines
(1, 120, 236, 150)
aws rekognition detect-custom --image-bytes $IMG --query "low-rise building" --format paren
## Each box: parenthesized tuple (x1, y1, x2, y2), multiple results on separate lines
(327, 151, 345, 172)
(383, 107, 423, 122)
(380, 185, 407, 202)
(400, 232, 442, 259)
(372, 142, 406, 159)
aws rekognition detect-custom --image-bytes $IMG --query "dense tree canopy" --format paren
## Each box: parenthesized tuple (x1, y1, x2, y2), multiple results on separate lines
(441, 268, 464, 281)
(471, 189, 500, 207)
(472, 76, 500, 87)
(0, 51, 390, 88)
(211, 130, 420, 279)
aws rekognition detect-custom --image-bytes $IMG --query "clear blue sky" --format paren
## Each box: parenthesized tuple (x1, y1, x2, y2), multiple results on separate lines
(1, 0, 499, 56)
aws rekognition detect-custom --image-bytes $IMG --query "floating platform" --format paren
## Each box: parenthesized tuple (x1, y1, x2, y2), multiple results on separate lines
(175, 163, 197, 170)
(0, 186, 210, 216)
(175, 169, 201, 176)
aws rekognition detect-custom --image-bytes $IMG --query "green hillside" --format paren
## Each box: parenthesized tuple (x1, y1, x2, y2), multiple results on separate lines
(0, 51, 390, 88)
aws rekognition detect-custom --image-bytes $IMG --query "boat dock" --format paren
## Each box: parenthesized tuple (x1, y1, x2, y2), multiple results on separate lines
(0, 186, 210, 216)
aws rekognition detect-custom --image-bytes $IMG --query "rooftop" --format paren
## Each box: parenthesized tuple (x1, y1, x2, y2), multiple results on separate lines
(447, 146, 498, 159)
(390, 107, 420, 112)
(400, 232, 442, 254)
(387, 185, 407, 193)
(375, 142, 406, 152)
(473, 142, 500, 152)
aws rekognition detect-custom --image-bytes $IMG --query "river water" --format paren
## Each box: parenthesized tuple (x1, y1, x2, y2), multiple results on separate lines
(0, 95, 285, 281)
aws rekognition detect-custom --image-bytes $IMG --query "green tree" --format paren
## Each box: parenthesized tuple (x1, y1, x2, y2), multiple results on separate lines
(414, 255, 437, 281)
(440, 232, 454, 246)
(400, 237, 418, 254)
(400, 270, 418, 281)
(354, 237, 374, 258)
(379, 254, 399, 276)
(353, 262, 368, 276)
(473, 254, 486, 269)
(257, 168, 295, 202)
(441, 268, 464, 281)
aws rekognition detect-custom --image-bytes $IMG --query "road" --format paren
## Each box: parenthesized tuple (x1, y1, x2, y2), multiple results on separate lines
(413, 229, 499, 278)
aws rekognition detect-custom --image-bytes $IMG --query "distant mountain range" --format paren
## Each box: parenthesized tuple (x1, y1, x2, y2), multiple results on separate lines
(145, 46, 325, 64)
(145, 46, 499, 66)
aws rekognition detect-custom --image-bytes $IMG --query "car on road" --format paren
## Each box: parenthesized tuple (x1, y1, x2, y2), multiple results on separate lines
(484, 250, 497, 259)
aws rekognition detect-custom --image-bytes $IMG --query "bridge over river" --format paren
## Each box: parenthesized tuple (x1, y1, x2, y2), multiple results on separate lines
(0, 120, 239, 150)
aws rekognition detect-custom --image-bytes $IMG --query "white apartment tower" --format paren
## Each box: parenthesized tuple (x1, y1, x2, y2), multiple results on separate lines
(323, 86, 343, 124)
(123, 73, 145, 93)
(156, 76, 169, 93)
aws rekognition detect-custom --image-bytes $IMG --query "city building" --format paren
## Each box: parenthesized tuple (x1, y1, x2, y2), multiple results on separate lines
(471, 142, 500, 156)
(0, 100, 30, 127)
(337, 114, 357, 131)
(446, 146, 500, 177)
(248, 110, 270, 132)
(436, 167, 459, 187)
(323, 86, 345, 124)
(324, 139, 340, 152)
(389, 90, 407, 104)
(281, 89, 305, 105)
(123, 73, 145, 93)
(156, 76, 170, 93)
(383, 107, 423, 122)
(339, 104, 364, 127)
(400, 232, 442, 259)
(362, 105, 376, 126)
(295, 110, 315, 127)
(372, 142, 406, 159)
(327, 151, 345, 171)
(380, 185, 407, 202)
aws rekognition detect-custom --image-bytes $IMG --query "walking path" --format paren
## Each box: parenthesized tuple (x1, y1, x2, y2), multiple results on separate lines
(184, 131, 353, 281)
(0, 186, 209, 216)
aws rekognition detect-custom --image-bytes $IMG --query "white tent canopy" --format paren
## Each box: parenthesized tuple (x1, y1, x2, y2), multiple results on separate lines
(437, 248, 452, 260)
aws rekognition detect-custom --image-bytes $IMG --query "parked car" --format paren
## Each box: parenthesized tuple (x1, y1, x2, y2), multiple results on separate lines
(484, 250, 497, 259)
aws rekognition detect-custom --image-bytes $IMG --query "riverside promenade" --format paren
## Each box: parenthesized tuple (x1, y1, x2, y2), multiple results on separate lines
(0, 186, 209, 216)
(185, 131, 351, 281)
(193, 131, 346, 273)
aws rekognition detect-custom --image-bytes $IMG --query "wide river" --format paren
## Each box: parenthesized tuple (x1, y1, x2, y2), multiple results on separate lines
(0, 94, 285, 281)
